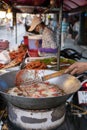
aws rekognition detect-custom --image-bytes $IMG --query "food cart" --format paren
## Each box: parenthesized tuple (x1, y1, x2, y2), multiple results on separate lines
(0, 0, 87, 130)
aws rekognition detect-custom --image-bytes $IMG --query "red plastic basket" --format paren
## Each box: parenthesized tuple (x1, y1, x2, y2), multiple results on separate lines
(28, 49, 39, 57)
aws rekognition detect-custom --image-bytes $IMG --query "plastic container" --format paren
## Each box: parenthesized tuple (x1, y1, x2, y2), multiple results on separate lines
(23, 36, 28, 46)
(28, 49, 39, 57)
(28, 35, 42, 49)
(24, 34, 42, 57)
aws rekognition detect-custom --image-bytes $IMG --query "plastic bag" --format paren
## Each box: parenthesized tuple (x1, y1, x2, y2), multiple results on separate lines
(0, 50, 11, 64)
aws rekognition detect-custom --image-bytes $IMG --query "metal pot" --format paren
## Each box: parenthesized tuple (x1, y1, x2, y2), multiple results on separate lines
(0, 70, 81, 110)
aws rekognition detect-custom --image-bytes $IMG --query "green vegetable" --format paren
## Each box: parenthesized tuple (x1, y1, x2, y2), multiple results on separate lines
(35, 57, 76, 65)
(60, 57, 76, 64)
(35, 57, 56, 65)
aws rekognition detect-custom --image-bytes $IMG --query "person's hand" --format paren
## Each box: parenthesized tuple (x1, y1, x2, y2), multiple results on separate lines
(64, 62, 87, 75)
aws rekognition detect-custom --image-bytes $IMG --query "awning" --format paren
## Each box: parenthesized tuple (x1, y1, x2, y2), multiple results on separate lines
(1, 0, 87, 13)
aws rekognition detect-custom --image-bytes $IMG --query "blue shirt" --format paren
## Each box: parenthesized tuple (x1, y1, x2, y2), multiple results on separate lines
(62, 21, 69, 32)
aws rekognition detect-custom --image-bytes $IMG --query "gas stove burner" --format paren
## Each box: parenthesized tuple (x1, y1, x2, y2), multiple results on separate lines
(7, 103, 66, 130)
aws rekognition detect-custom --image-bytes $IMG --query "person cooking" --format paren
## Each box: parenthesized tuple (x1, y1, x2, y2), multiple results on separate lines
(28, 16, 58, 56)
(64, 62, 87, 75)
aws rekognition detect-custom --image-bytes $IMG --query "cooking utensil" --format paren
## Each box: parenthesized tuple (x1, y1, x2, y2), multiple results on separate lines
(42, 69, 66, 80)
(16, 69, 66, 86)
(0, 70, 81, 110)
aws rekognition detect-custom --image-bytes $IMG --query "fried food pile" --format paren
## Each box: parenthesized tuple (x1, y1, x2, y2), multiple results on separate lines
(9, 44, 27, 60)
(24, 61, 47, 69)
(0, 44, 27, 69)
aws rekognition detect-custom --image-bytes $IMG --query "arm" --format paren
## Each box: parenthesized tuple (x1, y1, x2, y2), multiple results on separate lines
(64, 62, 87, 75)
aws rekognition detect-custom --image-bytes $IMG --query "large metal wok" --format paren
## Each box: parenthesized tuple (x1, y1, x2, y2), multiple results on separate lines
(0, 70, 81, 110)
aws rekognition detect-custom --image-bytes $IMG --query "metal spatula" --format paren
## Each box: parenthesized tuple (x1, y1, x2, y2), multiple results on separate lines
(16, 69, 66, 86)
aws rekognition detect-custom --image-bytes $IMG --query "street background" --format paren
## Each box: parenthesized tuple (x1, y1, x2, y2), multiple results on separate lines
(0, 23, 26, 50)
(0, 23, 87, 62)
